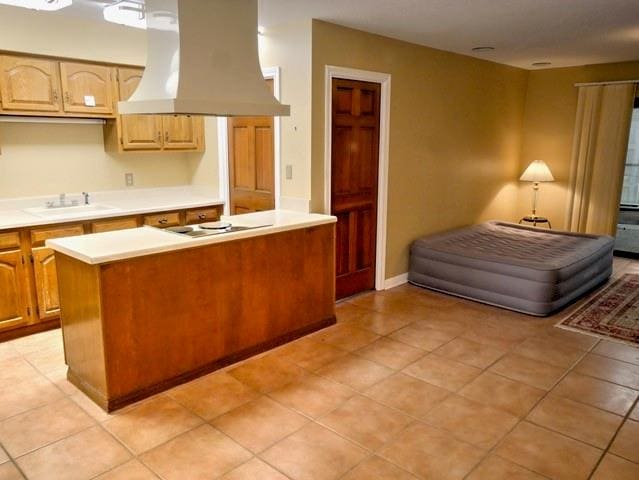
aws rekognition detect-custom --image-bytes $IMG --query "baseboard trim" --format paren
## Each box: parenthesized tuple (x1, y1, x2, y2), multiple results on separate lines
(384, 272, 408, 290)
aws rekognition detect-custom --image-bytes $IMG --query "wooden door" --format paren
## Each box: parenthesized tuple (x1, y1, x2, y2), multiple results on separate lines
(31, 247, 61, 321)
(0, 250, 30, 331)
(227, 78, 275, 214)
(331, 78, 381, 299)
(0, 55, 62, 113)
(118, 68, 163, 150)
(162, 114, 202, 150)
(60, 61, 115, 115)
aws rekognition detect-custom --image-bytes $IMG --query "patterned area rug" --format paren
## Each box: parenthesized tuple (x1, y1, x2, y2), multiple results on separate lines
(556, 274, 639, 346)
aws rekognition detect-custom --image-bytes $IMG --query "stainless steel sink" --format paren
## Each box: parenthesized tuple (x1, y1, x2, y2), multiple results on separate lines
(24, 204, 121, 219)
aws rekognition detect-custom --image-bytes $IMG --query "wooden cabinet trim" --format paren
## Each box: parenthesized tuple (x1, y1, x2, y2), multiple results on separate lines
(184, 206, 222, 224)
(0, 231, 20, 250)
(91, 217, 139, 234)
(143, 212, 181, 228)
(30, 224, 84, 246)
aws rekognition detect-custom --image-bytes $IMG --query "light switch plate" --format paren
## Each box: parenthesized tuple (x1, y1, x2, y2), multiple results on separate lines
(285, 165, 293, 180)
(125, 173, 134, 186)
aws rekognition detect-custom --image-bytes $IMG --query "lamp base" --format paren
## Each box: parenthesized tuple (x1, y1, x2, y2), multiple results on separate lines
(519, 215, 552, 228)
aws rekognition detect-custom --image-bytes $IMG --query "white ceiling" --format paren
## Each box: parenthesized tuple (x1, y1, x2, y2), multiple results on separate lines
(43, 0, 639, 69)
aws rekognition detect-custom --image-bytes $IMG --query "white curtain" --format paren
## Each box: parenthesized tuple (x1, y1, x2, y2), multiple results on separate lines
(565, 83, 636, 235)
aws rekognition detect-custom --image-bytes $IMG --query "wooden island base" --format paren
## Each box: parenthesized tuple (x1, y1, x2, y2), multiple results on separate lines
(56, 224, 335, 412)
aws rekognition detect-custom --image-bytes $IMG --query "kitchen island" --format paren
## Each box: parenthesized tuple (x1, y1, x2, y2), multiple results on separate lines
(47, 210, 337, 411)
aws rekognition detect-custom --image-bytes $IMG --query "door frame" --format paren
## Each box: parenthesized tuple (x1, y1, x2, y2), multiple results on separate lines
(324, 65, 391, 292)
(217, 66, 282, 216)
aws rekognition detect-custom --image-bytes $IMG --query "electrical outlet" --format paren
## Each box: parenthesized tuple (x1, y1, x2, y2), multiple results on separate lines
(285, 165, 293, 180)
(125, 173, 134, 187)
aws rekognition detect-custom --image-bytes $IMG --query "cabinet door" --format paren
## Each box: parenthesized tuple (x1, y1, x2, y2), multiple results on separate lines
(31, 247, 61, 321)
(0, 55, 62, 112)
(0, 250, 30, 331)
(118, 67, 163, 150)
(60, 62, 115, 115)
(162, 114, 202, 150)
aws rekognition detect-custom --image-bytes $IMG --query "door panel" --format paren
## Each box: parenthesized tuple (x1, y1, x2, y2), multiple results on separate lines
(227, 78, 275, 214)
(118, 68, 163, 150)
(331, 78, 381, 299)
(60, 62, 115, 115)
(0, 250, 30, 330)
(32, 247, 60, 320)
(0, 55, 62, 112)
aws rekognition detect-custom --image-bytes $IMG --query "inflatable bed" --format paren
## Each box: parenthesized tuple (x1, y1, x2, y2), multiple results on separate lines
(408, 221, 614, 316)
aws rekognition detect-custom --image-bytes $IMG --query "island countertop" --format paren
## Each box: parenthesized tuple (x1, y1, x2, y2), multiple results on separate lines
(47, 209, 337, 265)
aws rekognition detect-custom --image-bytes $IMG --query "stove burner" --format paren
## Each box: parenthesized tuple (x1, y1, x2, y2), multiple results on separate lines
(200, 221, 232, 230)
(166, 226, 194, 234)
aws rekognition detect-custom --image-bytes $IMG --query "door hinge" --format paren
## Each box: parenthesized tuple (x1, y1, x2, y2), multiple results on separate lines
(27, 306, 31, 316)
(30, 254, 34, 264)
(21, 255, 25, 265)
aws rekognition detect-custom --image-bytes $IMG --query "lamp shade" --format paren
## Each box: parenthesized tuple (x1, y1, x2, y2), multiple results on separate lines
(520, 160, 555, 182)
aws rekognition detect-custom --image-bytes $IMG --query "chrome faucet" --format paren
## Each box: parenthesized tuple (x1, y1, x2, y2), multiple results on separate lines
(82, 192, 90, 205)
(45, 193, 78, 209)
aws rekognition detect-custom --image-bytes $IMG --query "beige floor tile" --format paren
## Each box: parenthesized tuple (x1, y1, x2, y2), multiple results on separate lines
(228, 354, 307, 393)
(0, 375, 64, 421)
(462, 321, 529, 350)
(495, 422, 602, 480)
(575, 353, 639, 390)
(212, 396, 308, 453)
(592, 341, 639, 366)
(411, 313, 470, 336)
(103, 395, 202, 454)
(610, 419, 639, 463)
(0, 398, 94, 457)
(591, 454, 639, 480)
(0, 343, 21, 363)
(355, 338, 425, 369)
(16, 425, 130, 480)
(168, 372, 259, 420)
(631, 403, 639, 421)
(70, 392, 113, 422)
(268, 374, 355, 418)
(0, 358, 41, 388)
(513, 337, 586, 368)
(379, 422, 484, 480)
(489, 353, 566, 390)
(23, 346, 65, 376)
(42, 366, 79, 396)
(94, 459, 157, 480)
(424, 395, 519, 449)
(346, 310, 414, 335)
(466, 455, 547, 480)
(0, 462, 24, 480)
(10, 330, 62, 356)
(534, 328, 599, 351)
(402, 354, 481, 392)
(140, 424, 251, 480)
(221, 457, 288, 480)
(275, 337, 348, 371)
(459, 372, 545, 417)
(261, 422, 367, 480)
(433, 337, 506, 369)
(389, 325, 457, 351)
(527, 395, 623, 448)
(313, 324, 380, 351)
(341, 455, 418, 479)
(365, 373, 449, 419)
(0, 448, 7, 464)
(335, 302, 370, 322)
(315, 354, 393, 391)
(319, 395, 411, 451)
(552, 371, 638, 416)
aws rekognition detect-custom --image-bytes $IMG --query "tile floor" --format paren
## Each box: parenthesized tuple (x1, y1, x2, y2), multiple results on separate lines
(0, 257, 638, 479)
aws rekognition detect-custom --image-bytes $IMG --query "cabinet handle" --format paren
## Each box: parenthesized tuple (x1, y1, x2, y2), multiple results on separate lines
(158, 218, 168, 225)
(198, 214, 206, 220)
(52, 90, 58, 101)
(164, 131, 169, 142)
(157, 131, 162, 142)
(64, 91, 70, 103)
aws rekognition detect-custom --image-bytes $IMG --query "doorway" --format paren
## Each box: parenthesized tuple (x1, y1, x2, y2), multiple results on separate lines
(226, 78, 275, 214)
(330, 77, 382, 299)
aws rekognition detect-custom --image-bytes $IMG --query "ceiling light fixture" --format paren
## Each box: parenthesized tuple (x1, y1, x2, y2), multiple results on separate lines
(0, 0, 71, 10)
(103, 0, 146, 29)
(532, 61, 552, 67)
(471, 46, 495, 52)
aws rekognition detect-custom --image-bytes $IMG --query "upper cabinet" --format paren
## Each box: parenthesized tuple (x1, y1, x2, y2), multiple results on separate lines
(118, 67, 163, 150)
(162, 114, 203, 150)
(59, 62, 116, 115)
(0, 55, 63, 113)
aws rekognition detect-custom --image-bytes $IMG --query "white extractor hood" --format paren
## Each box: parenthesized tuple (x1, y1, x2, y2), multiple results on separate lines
(118, 0, 290, 117)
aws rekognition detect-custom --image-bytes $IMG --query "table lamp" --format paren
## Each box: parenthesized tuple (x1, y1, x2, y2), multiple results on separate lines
(520, 159, 554, 226)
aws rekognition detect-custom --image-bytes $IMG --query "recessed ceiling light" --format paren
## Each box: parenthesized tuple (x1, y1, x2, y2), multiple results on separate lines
(103, 0, 146, 29)
(472, 46, 495, 52)
(0, 0, 71, 10)
(532, 62, 552, 67)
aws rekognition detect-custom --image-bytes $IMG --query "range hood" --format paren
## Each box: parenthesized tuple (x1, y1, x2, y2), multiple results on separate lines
(118, 0, 290, 117)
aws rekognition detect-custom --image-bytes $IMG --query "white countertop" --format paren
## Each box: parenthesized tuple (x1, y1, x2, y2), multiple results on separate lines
(0, 186, 224, 230)
(46, 210, 337, 265)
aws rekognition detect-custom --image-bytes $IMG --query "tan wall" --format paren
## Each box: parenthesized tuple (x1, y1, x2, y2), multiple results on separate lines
(311, 20, 528, 278)
(518, 61, 639, 229)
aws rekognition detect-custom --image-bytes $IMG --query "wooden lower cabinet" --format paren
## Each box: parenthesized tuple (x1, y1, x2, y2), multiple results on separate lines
(31, 247, 61, 321)
(0, 204, 223, 340)
(0, 250, 29, 331)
